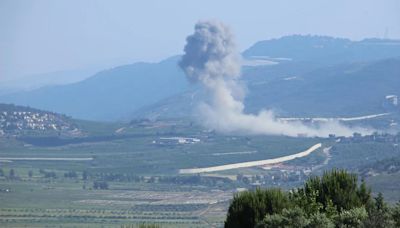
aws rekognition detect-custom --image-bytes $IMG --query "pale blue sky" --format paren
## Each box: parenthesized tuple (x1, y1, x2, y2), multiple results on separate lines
(1, 0, 399, 82)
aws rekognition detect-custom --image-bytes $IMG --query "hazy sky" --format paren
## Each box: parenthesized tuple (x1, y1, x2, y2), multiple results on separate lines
(1, 0, 399, 83)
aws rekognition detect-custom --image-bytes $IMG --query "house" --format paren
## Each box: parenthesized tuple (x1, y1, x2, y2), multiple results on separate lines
(154, 137, 201, 145)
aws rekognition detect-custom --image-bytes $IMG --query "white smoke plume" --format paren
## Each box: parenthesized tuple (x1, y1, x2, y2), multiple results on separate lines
(179, 20, 371, 137)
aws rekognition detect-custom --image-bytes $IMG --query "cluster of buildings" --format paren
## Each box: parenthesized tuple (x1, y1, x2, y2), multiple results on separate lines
(237, 166, 312, 188)
(153, 137, 201, 145)
(0, 111, 76, 135)
(333, 132, 400, 144)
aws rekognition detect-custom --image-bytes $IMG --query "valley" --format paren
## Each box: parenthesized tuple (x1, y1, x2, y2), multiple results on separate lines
(1, 118, 400, 227)
(3, 2, 400, 227)
(0, 34, 399, 227)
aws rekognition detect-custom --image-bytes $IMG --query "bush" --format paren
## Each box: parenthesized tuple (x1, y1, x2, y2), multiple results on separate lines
(335, 207, 368, 228)
(225, 188, 291, 228)
(258, 207, 309, 228)
(308, 213, 334, 228)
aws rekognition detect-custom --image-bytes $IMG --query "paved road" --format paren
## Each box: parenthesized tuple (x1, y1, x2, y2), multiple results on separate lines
(0, 157, 93, 161)
(179, 143, 322, 174)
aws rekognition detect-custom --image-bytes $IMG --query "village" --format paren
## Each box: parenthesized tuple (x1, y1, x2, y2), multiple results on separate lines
(0, 109, 77, 136)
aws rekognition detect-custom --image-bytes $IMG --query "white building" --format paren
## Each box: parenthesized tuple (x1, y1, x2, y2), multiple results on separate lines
(386, 95, 398, 106)
(156, 137, 201, 145)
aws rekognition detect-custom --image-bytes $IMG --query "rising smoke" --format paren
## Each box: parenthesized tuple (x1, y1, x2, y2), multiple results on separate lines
(179, 20, 371, 137)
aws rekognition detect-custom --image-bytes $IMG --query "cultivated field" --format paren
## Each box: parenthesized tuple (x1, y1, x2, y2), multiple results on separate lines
(1, 120, 399, 227)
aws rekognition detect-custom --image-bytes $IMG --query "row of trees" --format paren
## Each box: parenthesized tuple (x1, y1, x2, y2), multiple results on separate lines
(121, 223, 161, 228)
(1, 168, 233, 187)
(0, 168, 80, 180)
(93, 181, 108, 190)
(0, 168, 19, 180)
(225, 169, 400, 228)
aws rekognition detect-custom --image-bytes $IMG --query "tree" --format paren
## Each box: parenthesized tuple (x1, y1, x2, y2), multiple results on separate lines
(302, 169, 371, 212)
(290, 187, 323, 216)
(121, 224, 161, 228)
(82, 170, 88, 180)
(64, 171, 78, 178)
(44, 171, 56, 178)
(363, 193, 395, 228)
(93, 181, 108, 190)
(224, 170, 395, 228)
(225, 188, 291, 228)
(9, 169, 15, 179)
(357, 180, 372, 206)
(392, 201, 400, 227)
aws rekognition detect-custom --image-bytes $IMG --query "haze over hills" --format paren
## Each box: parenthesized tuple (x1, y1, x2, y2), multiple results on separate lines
(1, 35, 399, 121)
(0, 56, 187, 121)
(0, 68, 97, 95)
(244, 57, 400, 116)
(134, 57, 400, 119)
(243, 35, 400, 65)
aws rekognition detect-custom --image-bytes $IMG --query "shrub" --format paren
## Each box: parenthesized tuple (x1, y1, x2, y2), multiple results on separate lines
(335, 207, 368, 228)
(225, 188, 291, 228)
(258, 207, 309, 228)
(308, 213, 334, 228)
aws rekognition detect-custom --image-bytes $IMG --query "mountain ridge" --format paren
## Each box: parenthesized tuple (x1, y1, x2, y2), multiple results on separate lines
(1, 35, 399, 121)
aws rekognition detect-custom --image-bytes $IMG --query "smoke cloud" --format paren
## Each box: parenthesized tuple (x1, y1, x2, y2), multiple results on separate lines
(180, 20, 371, 137)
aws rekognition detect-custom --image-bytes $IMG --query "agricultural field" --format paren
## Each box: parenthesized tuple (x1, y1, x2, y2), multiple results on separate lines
(1, 120, 399, 227)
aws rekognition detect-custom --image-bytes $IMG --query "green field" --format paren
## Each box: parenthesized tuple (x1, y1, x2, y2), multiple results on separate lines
(1, 120, 399, 227)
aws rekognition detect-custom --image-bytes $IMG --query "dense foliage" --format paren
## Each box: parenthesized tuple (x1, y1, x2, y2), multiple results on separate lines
(225, 169, 400, 228)
(225, 188, 291, 228)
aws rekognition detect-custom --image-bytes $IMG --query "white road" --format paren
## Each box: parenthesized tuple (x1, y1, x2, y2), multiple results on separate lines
(279, 113, 389, 122)
(0, 157, 93, 161)
(179, 143, 322, 174)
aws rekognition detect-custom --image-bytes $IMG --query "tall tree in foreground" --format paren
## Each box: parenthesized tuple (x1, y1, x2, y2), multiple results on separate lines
(302, 169, 372, 212)
(224, 169, 395, 228)
(224, 188, 291, 228)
